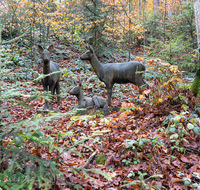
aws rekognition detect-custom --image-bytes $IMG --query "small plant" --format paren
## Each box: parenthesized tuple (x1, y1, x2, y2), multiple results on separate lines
(122, 159, 132, 166)
(121, 171, 163, 189)
(133, 158, 140, 165)
(162, 111, 200, 152)
(182, 177, 191, 188)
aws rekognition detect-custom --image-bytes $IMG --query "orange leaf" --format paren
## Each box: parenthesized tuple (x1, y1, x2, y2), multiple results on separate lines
(121, 102, 128, 108)
(171, 178, 182, 184)
(39, 98, 43, 103)
(119, 112, 127, 120)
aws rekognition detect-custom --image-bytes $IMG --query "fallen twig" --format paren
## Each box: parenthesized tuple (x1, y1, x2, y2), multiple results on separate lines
(78, 149, 98, 169)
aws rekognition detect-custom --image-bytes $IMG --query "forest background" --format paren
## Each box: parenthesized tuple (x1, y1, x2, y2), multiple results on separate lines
(0, 0, 200, 189)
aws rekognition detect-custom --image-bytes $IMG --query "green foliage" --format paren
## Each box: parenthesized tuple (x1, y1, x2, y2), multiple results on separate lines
(121, 171, 163, 189)
(143, 34, 194, 71)
(79, 0, 110, 53)
(71, 59, 91, 72)
(124, 137, 164, 151)
(96, 155, 106, 165)
(122, 159, 132, 166)
(172, 1, 196, 48)
(1, 47, 38, 82)
(191, 74, 200, 98)
(162, 111, 200, 152)
(142, 1, 197, 72)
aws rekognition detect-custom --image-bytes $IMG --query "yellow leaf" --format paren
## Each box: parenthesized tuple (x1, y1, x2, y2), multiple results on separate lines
(148, 67, 154, 71)
(158, 98, 163, 103)
(139, 95, 143, 100)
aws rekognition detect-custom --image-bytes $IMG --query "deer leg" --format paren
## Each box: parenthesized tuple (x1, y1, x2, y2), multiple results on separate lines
(107, 85, 113, 106)
(49, 83, 56, 110)
(43, 84, 49, 110)
(135, 75, 146, 94)
(92, 96, 100, 108)
(55, 82, 61, 105)
(103, 102, 108, 109)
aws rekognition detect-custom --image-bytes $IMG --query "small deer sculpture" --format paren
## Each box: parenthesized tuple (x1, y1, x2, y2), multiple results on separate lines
(80, 45, 148, 106)
(38, 45, 61, 110)
(70, 80, 108, 110)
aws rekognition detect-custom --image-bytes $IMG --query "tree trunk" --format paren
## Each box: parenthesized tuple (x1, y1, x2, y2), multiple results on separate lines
(194, 0, 200, 51)
(153, 0, 159, 11)
(191, 0, 200, 97)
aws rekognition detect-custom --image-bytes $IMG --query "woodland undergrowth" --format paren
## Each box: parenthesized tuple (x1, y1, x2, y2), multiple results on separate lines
(0, 42, 200, 190)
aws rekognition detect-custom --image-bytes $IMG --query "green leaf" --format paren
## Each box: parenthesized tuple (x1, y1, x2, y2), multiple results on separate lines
(175, 141, 179, 146)
(192, 183, 198, 188)
(35, 130, 45, 137)
(169, 133, 179, 139)
(180, 147, 185, 153)
(187, 123, 194, 130)
(184, 180, 190, 187)
(127, 140, 137, 146)
(181, 104, 188, 111)
(169, 127, 176, 133)
(193, 127, 200, 135)
(14, 136, 23, 147)
(173, 96, 178, 100)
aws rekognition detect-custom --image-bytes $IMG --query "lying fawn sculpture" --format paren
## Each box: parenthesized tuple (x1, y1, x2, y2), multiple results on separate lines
(70, 80, 108, 110)
(80, 45, 147, 106)
(38, 45, 61, 110)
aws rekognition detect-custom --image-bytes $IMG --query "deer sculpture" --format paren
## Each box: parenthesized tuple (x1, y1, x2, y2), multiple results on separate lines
(38, 45, 61, 110)
(80, 45, 147, 106)
(70, 80, 108, 110)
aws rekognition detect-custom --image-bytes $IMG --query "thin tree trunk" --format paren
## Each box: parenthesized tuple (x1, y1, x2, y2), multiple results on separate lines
(143, 1, 146, 54)
(163, 0, 167, 43)
(139, 0, 142, 15)
(194, 0, 200, 55)
(153, 0, 159, 11)
(112, 0, 115, 49)
(191, 0, 200, 96)
(128, 0, 131, 61)
(0, 23, 3, 173)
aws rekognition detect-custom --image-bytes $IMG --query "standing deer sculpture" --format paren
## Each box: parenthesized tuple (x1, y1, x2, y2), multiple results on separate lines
(80, 45, 147, 106)
(38, 45, 61, 110)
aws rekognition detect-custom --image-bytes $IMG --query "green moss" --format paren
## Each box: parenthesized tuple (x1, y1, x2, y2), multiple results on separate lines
(70, 115, 96, 121)
(96, 155, 106, 165)
(191, 76, 200, 97)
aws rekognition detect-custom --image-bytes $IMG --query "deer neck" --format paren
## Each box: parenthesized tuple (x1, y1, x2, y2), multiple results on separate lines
(90, 53, 103, 79)
(77, 89, 84, 104)
(43, 61, 51, 83)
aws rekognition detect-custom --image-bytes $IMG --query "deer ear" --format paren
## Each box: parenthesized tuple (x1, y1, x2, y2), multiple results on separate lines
(89, 45, 94, 53)
(79, 79, 82, 87)
(38, 45, 43, 54)
(72, 79, 77, 86)
(48, 45, 54, 53)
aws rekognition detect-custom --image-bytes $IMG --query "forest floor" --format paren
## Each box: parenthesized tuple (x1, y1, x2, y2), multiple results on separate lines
(2, 42, 200, 190)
